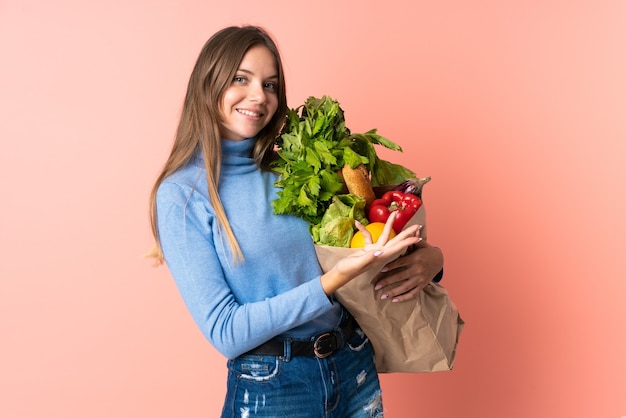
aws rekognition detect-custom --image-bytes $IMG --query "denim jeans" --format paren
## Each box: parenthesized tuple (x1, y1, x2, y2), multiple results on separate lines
(221, 324, 383, 417)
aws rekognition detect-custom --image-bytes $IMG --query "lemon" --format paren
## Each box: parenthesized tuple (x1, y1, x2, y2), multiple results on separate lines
(350, 222, 396, 248)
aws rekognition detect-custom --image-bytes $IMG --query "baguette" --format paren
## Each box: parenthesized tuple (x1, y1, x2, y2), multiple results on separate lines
(341, 164, 376, 208)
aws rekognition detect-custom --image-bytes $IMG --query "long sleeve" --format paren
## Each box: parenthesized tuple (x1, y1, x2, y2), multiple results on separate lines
(155, 140, 341, 359)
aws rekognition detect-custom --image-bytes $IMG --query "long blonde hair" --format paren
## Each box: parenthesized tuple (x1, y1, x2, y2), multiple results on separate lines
(147, 26, 288, 263)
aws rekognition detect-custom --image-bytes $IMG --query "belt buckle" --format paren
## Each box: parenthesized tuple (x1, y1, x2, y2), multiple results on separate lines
(313, 332, 335, 358)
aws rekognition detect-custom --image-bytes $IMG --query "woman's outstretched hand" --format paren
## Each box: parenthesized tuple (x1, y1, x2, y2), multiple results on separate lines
(320, 212, 422, 295)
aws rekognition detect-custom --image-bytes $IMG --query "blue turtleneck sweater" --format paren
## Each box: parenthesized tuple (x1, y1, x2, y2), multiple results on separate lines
(156, 138, 341, 359)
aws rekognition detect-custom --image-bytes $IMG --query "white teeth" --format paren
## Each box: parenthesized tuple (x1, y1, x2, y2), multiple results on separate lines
(238, 109, 261, 117)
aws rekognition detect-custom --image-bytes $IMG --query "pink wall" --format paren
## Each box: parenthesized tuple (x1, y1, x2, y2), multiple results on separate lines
(1, 1, 625, 417)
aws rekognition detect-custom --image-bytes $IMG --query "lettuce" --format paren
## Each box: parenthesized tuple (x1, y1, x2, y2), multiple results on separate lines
(310, 195, 368, 247)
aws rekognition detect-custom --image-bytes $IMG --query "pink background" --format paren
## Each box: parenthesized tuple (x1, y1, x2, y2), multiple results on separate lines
(2, 1, 625, 417)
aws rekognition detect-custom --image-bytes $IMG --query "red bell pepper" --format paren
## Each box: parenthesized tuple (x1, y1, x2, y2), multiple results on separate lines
(368, 191, 422, 233)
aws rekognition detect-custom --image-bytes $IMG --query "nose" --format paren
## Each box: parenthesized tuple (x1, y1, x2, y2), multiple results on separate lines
(248, 82, 267, 103)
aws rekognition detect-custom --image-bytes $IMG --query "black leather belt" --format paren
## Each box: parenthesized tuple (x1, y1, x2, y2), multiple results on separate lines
(244, 316, 356, 359)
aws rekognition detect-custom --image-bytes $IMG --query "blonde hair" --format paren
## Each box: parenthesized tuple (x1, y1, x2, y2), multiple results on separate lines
(147, 26, 288, 264)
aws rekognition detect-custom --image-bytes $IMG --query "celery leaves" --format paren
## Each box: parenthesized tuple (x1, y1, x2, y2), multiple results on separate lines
(272, 96, 416, 243)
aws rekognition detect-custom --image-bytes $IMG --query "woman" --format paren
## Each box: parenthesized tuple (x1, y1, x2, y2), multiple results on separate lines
(148, 25, 443, 417)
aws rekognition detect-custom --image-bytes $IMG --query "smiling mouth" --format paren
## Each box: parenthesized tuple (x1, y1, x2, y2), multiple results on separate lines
(237, 109, 263, 117)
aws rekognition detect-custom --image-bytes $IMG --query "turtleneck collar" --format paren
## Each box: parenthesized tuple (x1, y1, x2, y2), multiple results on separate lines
(221, 137, 255, 157)
(190, 138, 258, 173)
(220, 138, 257, 174)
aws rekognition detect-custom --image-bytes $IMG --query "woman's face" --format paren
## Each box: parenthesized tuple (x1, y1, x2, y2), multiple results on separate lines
(219, 45, 279, 141)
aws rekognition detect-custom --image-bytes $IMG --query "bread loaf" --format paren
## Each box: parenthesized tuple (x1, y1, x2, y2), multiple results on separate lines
(341, 164, 376, 208)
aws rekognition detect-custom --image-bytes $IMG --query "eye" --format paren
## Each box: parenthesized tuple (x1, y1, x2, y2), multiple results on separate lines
(233, 75, 246, 84)
(264, 81, 278, 92)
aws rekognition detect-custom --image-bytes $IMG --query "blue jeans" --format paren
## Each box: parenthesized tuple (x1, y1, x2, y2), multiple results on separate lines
(221, 324, 383, 417)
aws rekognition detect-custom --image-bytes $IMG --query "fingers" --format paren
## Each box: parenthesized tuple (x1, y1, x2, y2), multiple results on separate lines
(374, 259, 430, 302)
(377, 211, 398, 244)
(384, 285, 424, 303)
(376, 264, 415, 290)
(357, 214, 422, 248)
(374, 269, 406, 290)
(346, 216, 421, 285)
(384, 225, 421, 250)
(377, 278, 427, 302)
(354, 220, 371, 244)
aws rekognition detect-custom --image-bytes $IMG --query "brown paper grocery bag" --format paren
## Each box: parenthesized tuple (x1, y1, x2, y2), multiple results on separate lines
(314, 205, 464, 373)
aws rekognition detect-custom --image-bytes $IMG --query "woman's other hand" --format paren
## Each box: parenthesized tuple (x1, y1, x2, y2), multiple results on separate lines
(373, 241, 444, 302)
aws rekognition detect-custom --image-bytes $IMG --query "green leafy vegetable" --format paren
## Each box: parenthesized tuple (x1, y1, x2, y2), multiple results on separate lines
(311, 194, 368, 247)
(272, 95, 416, 245)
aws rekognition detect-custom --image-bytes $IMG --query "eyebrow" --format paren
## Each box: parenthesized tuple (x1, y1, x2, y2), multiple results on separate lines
(237, 68, 279, 80)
